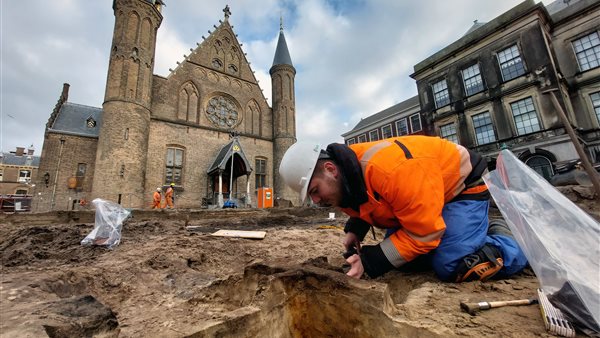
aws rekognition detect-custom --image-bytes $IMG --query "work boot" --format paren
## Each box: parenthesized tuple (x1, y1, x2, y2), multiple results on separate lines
(454, 244, 504, 283)
(488, 218, 513, 238)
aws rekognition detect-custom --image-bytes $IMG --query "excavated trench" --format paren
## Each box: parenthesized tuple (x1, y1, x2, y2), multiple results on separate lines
(183, 261, 448, 338)
(32, 260, 449, 338)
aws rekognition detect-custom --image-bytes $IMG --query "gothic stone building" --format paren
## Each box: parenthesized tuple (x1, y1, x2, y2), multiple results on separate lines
(34, 0, 297, 211)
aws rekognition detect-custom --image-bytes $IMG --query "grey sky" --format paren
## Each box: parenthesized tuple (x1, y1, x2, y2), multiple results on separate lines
(1, 0, 549, 154)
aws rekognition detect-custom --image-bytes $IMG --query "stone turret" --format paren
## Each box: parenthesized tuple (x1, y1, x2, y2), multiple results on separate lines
(270, 18, 297, 204)
(92, 0, 163, 206)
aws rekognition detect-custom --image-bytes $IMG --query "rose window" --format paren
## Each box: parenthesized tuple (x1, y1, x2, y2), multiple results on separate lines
(206, 96, 239, 128)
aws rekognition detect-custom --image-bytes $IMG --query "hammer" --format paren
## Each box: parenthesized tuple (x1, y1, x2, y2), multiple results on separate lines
(460, 298, 538, 315)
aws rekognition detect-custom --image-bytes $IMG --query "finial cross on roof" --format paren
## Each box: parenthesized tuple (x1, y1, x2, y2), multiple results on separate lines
(223, 5, 231, 20)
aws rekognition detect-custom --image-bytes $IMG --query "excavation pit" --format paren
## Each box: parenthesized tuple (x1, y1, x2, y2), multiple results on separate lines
(185, 262, 449, 338)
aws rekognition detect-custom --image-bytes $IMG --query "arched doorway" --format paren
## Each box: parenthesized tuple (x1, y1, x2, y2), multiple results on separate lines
(206, 137, 253, 207)
(525, 155, 554, 181)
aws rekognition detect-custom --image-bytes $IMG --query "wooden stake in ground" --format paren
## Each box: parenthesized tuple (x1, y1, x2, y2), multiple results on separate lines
(544, 89, 600, 200)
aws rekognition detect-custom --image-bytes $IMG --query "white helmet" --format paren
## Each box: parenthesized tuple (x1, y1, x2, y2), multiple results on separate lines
(157, 187, 162, 191)
(279, 141, 322, 203)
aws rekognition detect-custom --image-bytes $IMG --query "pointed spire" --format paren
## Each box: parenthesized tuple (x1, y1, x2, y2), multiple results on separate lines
(223, 5, 231, 21)
(280, 15, 283, 31)
(272, 17, 293, 67)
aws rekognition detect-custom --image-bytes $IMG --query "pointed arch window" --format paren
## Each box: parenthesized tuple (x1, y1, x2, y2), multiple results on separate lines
(178, 82, 199, 122)
(246, 100, 261, 135)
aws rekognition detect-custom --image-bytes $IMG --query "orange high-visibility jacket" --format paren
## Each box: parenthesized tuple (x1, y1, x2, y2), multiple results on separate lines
(153, 191, 161, 204)
(165, 187, 173, 199)
(340, 136, 487, 267)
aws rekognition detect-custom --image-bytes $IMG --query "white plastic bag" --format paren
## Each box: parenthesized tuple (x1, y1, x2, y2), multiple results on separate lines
(81, 198, 131, 249)
(484, 150, 599, 333)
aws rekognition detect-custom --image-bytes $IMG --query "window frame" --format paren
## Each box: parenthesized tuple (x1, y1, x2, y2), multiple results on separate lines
(15, 189, 28, 195)
(369, 130, 379, 142)
(165, 147, 185, 185)
(497, 44, 527, 82)
(439, 123, 458, 143)
(381, 124, 393, 139)
(432, 79, 450, 108)
(346, 138, 356, 145)
(18, 169, 31, 183)
(357, 134, 367, 143)
(510, 97, 541, 136)
(396, 118, 409, 136)
(255, 157, 267, 189)
(472, 111, 497, 145)
(572, 30, 600, 72)
(590, 91, 600, 124)
(461, 63, 485, 96)
(409, 113, 422, 133)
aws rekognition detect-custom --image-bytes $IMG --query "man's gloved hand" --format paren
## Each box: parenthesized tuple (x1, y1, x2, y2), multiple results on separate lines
(342, 232, 361, 253)
(345, 253, 364, 279)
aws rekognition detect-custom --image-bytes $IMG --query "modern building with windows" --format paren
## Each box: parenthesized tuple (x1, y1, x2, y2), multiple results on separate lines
(0, 146, 39, 196)
(410, 0, 600, 180)
(342, 96, 424, 145)
(33, 1, 297, 211)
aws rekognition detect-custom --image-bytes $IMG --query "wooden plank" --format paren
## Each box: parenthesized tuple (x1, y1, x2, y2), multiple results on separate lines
(210, 229, 266, 239)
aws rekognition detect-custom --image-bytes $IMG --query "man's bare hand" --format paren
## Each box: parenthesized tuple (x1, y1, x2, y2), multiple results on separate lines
(346, 254, 364, 279)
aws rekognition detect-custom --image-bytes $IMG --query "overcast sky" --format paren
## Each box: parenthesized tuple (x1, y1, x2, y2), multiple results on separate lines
(1, 0, 553, 154)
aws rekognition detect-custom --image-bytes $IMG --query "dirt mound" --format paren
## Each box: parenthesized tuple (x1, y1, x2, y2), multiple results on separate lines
(0, 224, 105, 267)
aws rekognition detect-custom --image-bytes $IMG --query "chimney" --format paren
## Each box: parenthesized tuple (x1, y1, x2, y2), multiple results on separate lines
(27, 148, 34, 156)
(62, 83, 70, 101)
(14, 147, 25, 156)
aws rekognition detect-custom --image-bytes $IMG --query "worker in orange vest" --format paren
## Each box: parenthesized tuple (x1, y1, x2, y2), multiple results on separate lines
(152, 187, 162, 209)
(279, 136, 528, 282)
(164, 183, 175, 209)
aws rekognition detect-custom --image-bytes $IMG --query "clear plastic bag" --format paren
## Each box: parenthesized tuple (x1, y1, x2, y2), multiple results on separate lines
(483, 150, 600, 333)
(81, 198, 131, 249)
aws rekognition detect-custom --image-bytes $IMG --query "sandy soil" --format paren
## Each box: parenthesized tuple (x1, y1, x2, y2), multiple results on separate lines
(1, 186, 597, 337)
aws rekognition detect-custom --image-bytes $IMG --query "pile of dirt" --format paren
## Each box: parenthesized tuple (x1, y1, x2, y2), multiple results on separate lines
(1, 194, 597, 337)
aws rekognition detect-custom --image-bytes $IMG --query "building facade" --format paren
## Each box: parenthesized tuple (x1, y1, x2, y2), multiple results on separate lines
(0, 146, 39, 195)
(0, 147, 39, 212)
(411, 0, 600, 179)
(33, 1, 297, 211)
(342, 96, 424, 145)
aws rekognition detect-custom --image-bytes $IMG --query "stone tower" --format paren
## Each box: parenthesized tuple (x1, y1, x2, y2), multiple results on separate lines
(270, 19, 297, 204)
(92, 0, 163, 206)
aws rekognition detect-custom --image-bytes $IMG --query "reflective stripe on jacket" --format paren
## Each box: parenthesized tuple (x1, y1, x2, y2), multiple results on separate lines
(340, 136, 487, 267)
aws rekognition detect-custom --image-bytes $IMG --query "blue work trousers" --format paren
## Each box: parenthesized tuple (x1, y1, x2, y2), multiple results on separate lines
(387, 199, 528, 281)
